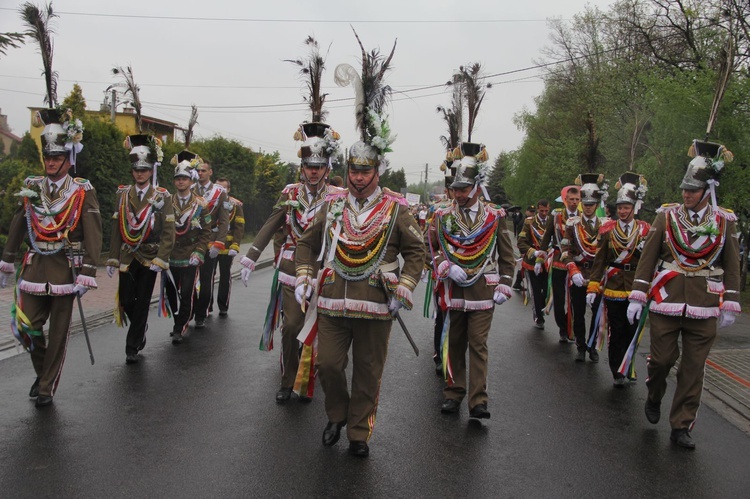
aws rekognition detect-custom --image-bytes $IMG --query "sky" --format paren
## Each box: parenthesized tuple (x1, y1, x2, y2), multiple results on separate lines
(0, 0, 614, 186)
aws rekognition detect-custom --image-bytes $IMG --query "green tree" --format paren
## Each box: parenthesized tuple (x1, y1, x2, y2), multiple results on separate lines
(249, 153, 285, 232)
(61, 83, 87, 117)
(15, 132, 41, 165)
(379, 167, 407, 193)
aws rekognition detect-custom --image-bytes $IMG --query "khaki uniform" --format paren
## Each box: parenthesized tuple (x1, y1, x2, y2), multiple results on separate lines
(167, 193, 212, 336)
(2, 175, 102, 397)
(517, 214, 549, 325)
(561, 214, 604, 352)
(192, 182, 229, 321)
(632, 204, 740, 430)
(540, 208, 581, 338)
(427, 201, 515, 409)
(295, 187, 425, 441)
(215, 197, 245, 314)
(108, 185, 175, 355)
(588, 219, 650, 377)
(246, 183, 330, 389)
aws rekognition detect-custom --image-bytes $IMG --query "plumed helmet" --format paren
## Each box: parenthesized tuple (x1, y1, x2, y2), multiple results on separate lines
(450, 142, 488, 189)
(680, 140, 733, 190)
(125, 134, 158, 170)
(575, 173, 608, 204)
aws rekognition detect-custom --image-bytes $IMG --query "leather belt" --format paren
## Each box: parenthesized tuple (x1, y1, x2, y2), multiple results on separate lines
(610, 262, 633, 271)
(33, 241, 82, 251)
(659, 260, 724, 278)
(577, 261, 592, 269)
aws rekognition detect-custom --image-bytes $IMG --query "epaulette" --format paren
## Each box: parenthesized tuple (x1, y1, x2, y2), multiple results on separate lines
(281, 183, 301, 195)
(117, 185, 131, 193)
(599, 219, 616, 234)
(485, 204, 506, 218)
(716, 206, 738, 222)
(72, 177, 94, 191)
(525, 216, 534, 221)
(325, 189, 348, 202)
(24, 176, 45, 187)
(214, 184, 227, 193)
(566, 216, 581, 227)
(155, 186, 171, 197)
(229, 196, 243, 206)
(383, 188, 408, 206)
(326, 185, 348, 195)
(195, 196, 207, 208)
(637, 219, 651, 235)
(598, 216, 610, 224)
(656, 203, 680, 214)
(553, 208, 563, 213)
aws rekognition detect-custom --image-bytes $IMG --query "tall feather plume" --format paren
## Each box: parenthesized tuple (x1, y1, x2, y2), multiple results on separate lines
(185, 104, 198, 149)
(335, 27, 396, 143)
(0, 32, 25, 58)
(285, 35, 330, 122)
(456, 63, 491, 142)
(112, 65, 143, 133)
(706, 37, 734, 139)
(437, 72, 464, 150)
(20, 2, 58, 107)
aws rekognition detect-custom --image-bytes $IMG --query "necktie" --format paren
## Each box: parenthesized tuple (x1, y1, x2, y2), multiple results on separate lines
(623, 224, 630, 236)
(138, 190, 144, 202)
(356, 198, 367, 210)
(692, 213, 700, 225)
(49, 183, 58, 199)
(463, 208, 472, 225)
(588, 219, 595, 230)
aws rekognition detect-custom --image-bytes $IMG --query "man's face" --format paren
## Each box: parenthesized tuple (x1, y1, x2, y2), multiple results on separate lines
(174, 176, 192, 192)
(197, 164, 212, 184)
(44, 154, 71, 180)
(582, 203, 597, 217)
(617, 203, 634, 222)
(452, 185, 475, 208)
(537, 205, 549, 219)
(303, 164, 327, 187)
(132, 168, 153, 187)
(682, 189, 707, 211)
(348, 167, 379, 198)
(565, 192, 580, 212)
(216, 180, 230, 193)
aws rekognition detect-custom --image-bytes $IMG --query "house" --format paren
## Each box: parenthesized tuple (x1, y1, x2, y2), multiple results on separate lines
(0, 109, 22, 156)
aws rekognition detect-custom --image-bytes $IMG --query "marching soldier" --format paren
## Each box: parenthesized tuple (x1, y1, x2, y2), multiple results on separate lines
(628, 141, 740, 449)
(165, 152, 212, 344)
(192, 160, 229, 328)
(517, 199, 550, 329)
(239, 122, 340, 403)
(0, 108, 102, 407)
(428, 142, 516, 419)
(107, 135, 175, 364)
(539, 185, 582, 342)
(213, 177, 244, 317)
(586, 172, 650, 385)
(560, 173, 608, 362)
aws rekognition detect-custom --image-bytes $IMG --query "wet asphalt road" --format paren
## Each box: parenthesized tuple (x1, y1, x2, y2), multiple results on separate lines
(1, 266, 749, 498)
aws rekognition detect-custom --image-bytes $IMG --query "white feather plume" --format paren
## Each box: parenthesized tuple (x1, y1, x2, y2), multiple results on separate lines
(335, 63, 364, 134)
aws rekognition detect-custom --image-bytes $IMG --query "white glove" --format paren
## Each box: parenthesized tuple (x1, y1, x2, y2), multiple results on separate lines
(718, 311, 737, 329)
(533, 250, 545, 258)
(586, 293, 597, 306)
(0, 272, 11, 288)
(493, 290, 509, 305)
(294, 282, 313, 305)
(189, 256, 201, 266)
(240, 267, 252, 287)
(448, 264, 468, 284)
(571, 273, 585, 287)
(534, 263, 542, 275)
(626, 301, 643, 325)
(72, 284, 88, 297)
(240, 256, 256, 271)
(228, 249, 238, 257)
(421, 268, 430, 283)
(208, 247, 219, 259)
(106, 266, 116, 278)
(388, 297, 404, 316)
(149, 264, 163, 273)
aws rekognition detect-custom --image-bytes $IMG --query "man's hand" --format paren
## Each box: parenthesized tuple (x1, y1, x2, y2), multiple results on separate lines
(534, 263, 542, 275)
(149, 264, 163, 273)
(586, 293, 597, 306)
(571, 273, 585, 287)
(106, 266, 117, 278)
(626, 302, 643, 325)
(72, 284, 88, 297)
(208, 247, 219, 259)
(228, 249, 238, 257)
(493, 284, 512, 305)
(448, 264, 468, 284)
(388, 297, 404, 316)
(241, 267, 252, 287)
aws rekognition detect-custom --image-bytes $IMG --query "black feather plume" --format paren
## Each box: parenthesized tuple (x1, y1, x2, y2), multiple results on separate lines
(112, 65, 143, 133)
(20, 2, 58, 107)
(285, 35, 330, 122)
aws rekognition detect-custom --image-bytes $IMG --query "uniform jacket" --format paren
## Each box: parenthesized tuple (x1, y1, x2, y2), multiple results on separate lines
(107, 184, 175, 270)
(169, 192, 212, 266)
(540, 208, 580, 269)
(427, 200, 516, 311)
(2, 175, 102, 295)
(560, 214, 606, 280)
(587, 219, 650, 299)
(517, 214, 548, 270)
(632, 203, 741, 318)
(192, 182, 229, 250)
(220, 196, 245, 254)
(246, 183, 332, 288)
(296, 187, 426, 320)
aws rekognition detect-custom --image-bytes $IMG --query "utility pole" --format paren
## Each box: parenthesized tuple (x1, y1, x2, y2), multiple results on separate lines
(110, 89, 117, 123)
(423, 163, 429, 203)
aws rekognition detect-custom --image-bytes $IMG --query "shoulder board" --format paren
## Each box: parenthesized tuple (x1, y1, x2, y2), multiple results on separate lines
(117, 185, 131, 193)
(525, 216, 533, 221)
(485, 204, 506, 218)
(716, 206, 737, 222)
(195, 196, 207, 208)
(155, 186, 171, 197)
(24, 176, 45, 187)
(325, 185, 348, 195)
(435, 205, 453, 217)
(637, 220, 651, 235)
(599, 219, 616, 234)
(656, 203, 680, 214)
(72, 178, 94, 191)
(213, 184, 226, 193)
(325, 190, 348, 202)
(229, 196, 243, 206)
(383, 188, 408, 206)
(566, 216, 581, 227)
(282, 183, 301, 195)
(553, 208, 563, 213)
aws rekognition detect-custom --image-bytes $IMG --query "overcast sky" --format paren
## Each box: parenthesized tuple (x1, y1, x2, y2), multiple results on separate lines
(0, 0, 613, 185)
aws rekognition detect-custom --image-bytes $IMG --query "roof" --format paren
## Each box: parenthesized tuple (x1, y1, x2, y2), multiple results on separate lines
(0, 128, 22, 142)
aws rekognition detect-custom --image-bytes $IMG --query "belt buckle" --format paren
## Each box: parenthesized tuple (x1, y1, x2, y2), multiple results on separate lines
(623, 263, 631, 271)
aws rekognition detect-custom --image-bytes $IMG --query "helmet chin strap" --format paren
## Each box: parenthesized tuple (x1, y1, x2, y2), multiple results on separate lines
(301, 162, 329, 188)
(47, 155, 69, 180)
(348, 168, 377, 194)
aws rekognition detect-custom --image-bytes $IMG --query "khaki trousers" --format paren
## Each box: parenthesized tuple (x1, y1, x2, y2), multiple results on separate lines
(20, 292, 75, 397)
(646, 313, 717, 430)
(316, 315, 392, 442)
(443, 308, 494, 409)
(280, 284, 304, 388)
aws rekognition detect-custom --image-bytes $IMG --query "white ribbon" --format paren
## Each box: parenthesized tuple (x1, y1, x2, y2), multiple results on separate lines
(65, 141, 83, 167)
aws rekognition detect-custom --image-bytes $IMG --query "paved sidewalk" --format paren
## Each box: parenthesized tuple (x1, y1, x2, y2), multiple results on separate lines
(0, 241, 275, 359)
